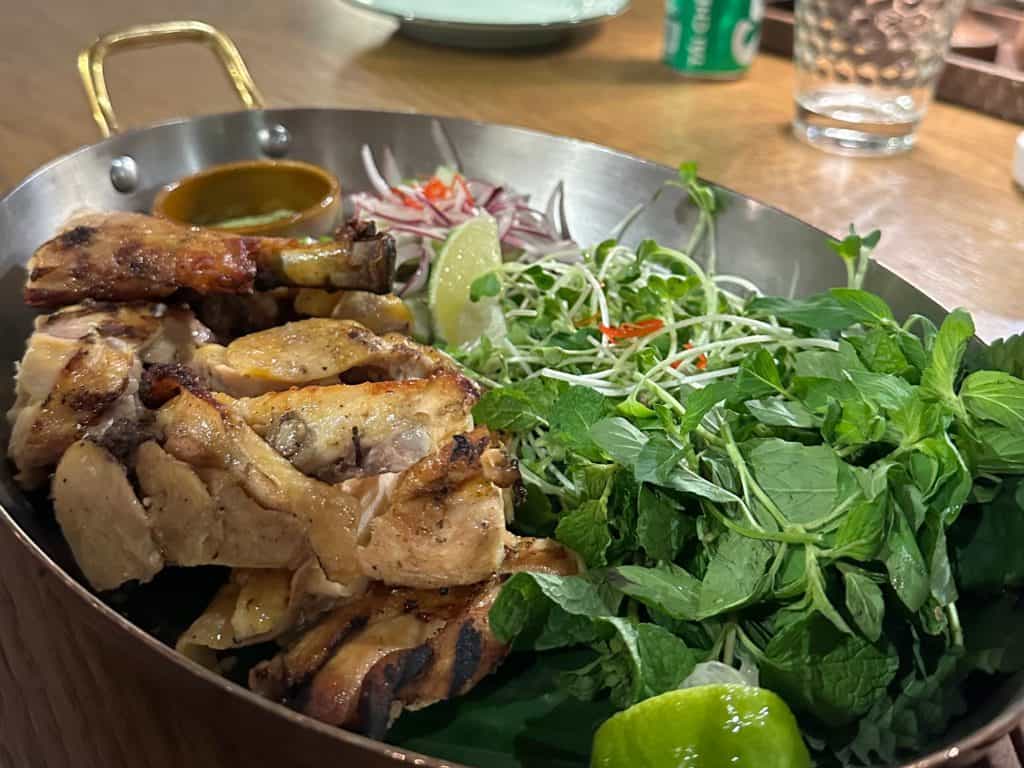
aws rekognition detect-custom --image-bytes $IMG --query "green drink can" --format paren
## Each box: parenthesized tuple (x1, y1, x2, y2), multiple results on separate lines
(664, 0, 764, 79)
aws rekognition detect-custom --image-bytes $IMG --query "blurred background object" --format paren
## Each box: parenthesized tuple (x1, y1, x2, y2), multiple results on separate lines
(341, 0, 631, 48)
(791, 0, 967, 155)
(762, 0, 1024, 124)
(663, 0, 765, 78)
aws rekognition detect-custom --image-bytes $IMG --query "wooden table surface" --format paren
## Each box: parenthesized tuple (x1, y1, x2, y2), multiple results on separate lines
(0, 1, 1023, 766)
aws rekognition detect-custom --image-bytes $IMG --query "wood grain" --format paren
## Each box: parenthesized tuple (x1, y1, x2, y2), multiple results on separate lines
(0, 0, 1022, 766)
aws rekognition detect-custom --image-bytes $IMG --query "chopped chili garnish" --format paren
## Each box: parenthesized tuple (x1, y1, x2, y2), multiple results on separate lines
(422, 176, 451, 202)
(671, 341, 708, 371)
(574, 312, 600, 328)
(392, 187, 424, 210)
(599, 318, 664, 341)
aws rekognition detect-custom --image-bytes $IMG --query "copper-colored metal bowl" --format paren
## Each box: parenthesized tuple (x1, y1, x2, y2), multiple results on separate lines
(152, 159, 341, 237)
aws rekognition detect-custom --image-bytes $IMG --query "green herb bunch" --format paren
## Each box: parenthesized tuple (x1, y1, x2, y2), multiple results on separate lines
(444, 167, 1024, 765)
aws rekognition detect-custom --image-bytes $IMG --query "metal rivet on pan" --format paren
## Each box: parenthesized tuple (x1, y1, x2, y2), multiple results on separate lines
(109, 155, 139, 194)
(258, 124, 291, 157)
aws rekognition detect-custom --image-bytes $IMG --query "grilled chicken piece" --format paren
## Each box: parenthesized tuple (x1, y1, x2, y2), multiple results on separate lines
(224, 374, 477, 482)
(193, 318, 460, 397)
(51, 438, 312, 592)
(195, 288, 411, 341)
(7, 302, 211, 487)
(25, 213, 257, 307)
(293, 289, 412, 335)
(52, 440, 164, 590)
(9, 333, 138, 488)
(24, 213, 395, 308)
(156, 386, 364, 592)
(249, 536, 578, 736)
(177, 560, 346, 663)
(357, 428, 518, 589)
(34, 301, 213, 362)
(134, 441, 309, 569)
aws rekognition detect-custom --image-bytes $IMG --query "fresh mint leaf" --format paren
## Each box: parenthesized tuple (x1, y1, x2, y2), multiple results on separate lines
(842, 568, 885, 642)
(590, 417, 648, 465)
(920, 517, 956, 606)
(846, 370, 914, 411)
(489, 571, 617, 650)
(833, 498, 887, 561)
(697, 531, 774, 619)
(968, 421, 1024, 473)
(920, 309, 974, 409)
(734, 348, 785, 400)
(979, 333, 1024, 379)
(549, 386, 611, 461)
(761, 613, 899, 727)
(793, 341, 865, 380)
(610, 562, 701, 620)
(745, 438, 842, 525)
(469, 272, 501, 302)
(829, 288, 895, 326)
(680, 381, 733, 433)
(848, 652, 963, 765)
(635, 435, 740, 504)
(890, 398, 946, 447)
(825, 398, 886, 449)
(744, 398, 815, 428)
(636, 486, 691, 562)
(473, 384, 548, 432)
(960, 370, 1024, 430)
(490, 572, 693, 707)
(748, 293, 859, 331)
(634, 623, 701, 698)
(856, 328, 913, 377)
(882, 504, 930, 612)
(555, 500, 612, 568)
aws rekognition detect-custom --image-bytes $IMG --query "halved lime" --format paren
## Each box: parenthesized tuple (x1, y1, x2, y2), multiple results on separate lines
(428, 214, 505, 347)
(591, 684, 811, 768)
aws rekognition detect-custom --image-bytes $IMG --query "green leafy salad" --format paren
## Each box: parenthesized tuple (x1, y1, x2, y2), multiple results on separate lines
(387, 164, 1024, 767)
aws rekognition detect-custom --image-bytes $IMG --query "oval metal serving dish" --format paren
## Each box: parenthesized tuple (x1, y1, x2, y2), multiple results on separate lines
(1, 22, 1022, 768)
(3, 105, 1024, 768)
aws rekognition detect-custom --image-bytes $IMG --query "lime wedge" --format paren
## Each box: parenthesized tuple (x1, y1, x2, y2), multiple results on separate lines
(428, 214, 505, 347)
(591, 684, 811, 768)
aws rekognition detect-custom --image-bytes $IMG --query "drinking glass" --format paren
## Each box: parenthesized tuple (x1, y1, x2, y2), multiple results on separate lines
(792, 0, 966, 155)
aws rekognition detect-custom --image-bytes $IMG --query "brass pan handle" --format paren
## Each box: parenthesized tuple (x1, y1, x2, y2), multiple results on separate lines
(78, 20, 266, 137)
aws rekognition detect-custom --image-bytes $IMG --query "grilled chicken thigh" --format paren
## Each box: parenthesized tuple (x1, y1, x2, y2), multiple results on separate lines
(357, 428, 517, 588)
(249, 536, 578, 737)
(156, 387, 364, 591)
(193, 318, 461, 396)
(25, 213, 395, 308)
(52, 440, 164, 591)
(224, 373, 477, 481)
(7, 302, 211, 487)
(177, 561, 347, 662)
(135, 440, 309, 569)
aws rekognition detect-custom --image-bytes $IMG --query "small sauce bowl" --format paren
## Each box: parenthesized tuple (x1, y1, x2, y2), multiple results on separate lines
(152, 159, 341, 237)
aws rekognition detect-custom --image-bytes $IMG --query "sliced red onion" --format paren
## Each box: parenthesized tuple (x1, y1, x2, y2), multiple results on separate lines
(361, 145, 393, 198)
(381, 147, 403, 187)
(398, 244, 432, 297)
(416, 192, 453, 227)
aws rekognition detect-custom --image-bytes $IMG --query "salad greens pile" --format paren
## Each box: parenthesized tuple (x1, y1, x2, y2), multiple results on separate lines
(440, 166, 1024, 765)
